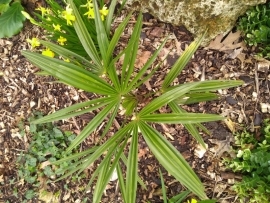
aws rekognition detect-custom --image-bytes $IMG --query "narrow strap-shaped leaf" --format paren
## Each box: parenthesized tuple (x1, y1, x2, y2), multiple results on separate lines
(106, 13, 132, 66)
(126, 125, 138, 203)
(32, 97, 113, 124)
(93, 137, 128, 203)
(139, 121, 207, 200)
(176, 92, 218, 105)
(22, 51, 116, 95)
(67, 0, 102, 69)
(190, 80, 244, 92)
(162, 32, 206, 89)
(53, 122, 135, 181)
(99, 102, 120, 140)
(93, 154, 111, 203)
(93, 0, 109, 68)
(169, 190, 191, 203)
(139, 82, 201, 116)
(169, 101, 206, 147)
(122, 13, 143, 89)
(117, 162, 127, 202)
(65, 100, 118, 153)
(140, 113, 224, 123)
(120, 152, 147, 190)
(126, 38, 168, 93)
(105, 0, 117, 35)
(39, 40, 99, 73)
(159, 168, 168, 203)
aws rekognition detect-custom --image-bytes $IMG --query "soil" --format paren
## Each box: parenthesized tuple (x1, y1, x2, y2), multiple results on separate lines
(0, 3, 270, 203)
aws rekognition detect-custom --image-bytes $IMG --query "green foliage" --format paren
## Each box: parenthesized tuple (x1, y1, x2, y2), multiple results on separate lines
(225, 119, 270, 203)
(238, 3, 270, 58)
(22, 0, 243, 202)
(17, 112, 78, 199)
(0, 0, 25, 38)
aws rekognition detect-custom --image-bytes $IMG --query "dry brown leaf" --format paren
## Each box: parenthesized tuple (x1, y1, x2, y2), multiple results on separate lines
(209, 136, 234, 158)
(206, 31, 246, 52)
(149, 27, 164, 38)
(135, 50, 152, 68)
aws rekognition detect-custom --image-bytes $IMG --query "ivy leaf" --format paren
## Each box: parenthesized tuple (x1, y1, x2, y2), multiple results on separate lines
(0, 1, 25, 38)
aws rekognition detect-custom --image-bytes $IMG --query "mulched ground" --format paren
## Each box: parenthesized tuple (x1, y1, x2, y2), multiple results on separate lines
(0, 4, 270, 203)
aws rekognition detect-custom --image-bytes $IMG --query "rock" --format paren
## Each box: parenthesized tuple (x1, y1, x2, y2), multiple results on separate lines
(125, 0, 266, 45)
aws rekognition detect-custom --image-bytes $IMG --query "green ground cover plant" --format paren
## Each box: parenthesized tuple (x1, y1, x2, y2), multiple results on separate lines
(22, 0, 243, 202)
(0, 0, 25, 38)
(225, 119, 270, 203)
(17, 112, 78, 201)
(238, 2, 270, 58)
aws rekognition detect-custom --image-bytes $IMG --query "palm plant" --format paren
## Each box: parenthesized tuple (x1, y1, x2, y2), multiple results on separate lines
(22, 0, 243, 202)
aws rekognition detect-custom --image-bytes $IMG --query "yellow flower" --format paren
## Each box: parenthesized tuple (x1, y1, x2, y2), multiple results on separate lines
(26, 38, 40, 48)
(36, 6, 47, 18)
(62, 4, 76, 25)
(81, 0, 93, 10)
(84, 8, 95, 19)
(57, 36, 67, 45)
(53, 24, 62, 31)
(99, 5, 109, 21)
(42, 48, 55, 58)
(187, 199, 198, 203)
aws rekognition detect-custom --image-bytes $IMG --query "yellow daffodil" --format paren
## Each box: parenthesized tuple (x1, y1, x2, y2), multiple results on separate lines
(81, 0, 93, 10)
(84, 8, 95, 19)
(36, 6, 47, 18)
(42, 48, 55, 58)
(57, 36, 67, 45)
(26, 38, 40, 48)
(62, 4, 75, 25)
(99, 5, 109, 21)
(53, 24, 62, 31)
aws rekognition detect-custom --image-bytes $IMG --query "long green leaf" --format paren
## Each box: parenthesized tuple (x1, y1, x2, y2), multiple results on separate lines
(106, 13, 132, 67)
(140, 113, 223, 123)
(162, 32, 206, 89)
(169, 101, 206, 148)
(93, 0, 109, 68)
(68, 0, 102, 70)
(139, 82, 201, 116)
(159, 168, 167, 203)
(39, 40, 99, 72)
(122, 12, 142, 89)
(139, 122, 207, 200)
(93, 138, 128, 203)
(117, 162, 127, 202)
(126, 38, 168, 93)
(65, 100, 119, 153)
(190, 80, 244, 92)
(126, 125, 138, 203)
(105, 0, 117, 35)
(21, 51, 116, 95)
(176, 92, 219, 105)
(32, 97, 113, 124)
